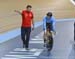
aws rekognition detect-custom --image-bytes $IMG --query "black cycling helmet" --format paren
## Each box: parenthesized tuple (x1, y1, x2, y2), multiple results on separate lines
(46, 12, 52, 17)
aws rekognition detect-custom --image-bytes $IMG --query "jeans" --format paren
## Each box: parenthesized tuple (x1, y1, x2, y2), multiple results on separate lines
(21, 27, 31, 48)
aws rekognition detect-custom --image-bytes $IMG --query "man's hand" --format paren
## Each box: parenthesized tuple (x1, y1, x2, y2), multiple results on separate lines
(14, 10, 22, 15)
(54, 31, 56, 35)
(44, 30, 46, 35)
(32, 27, 34, 30)
(32, 24, 34, 30)
(52, 31, 56, 35)
(14, 10, 18, 12)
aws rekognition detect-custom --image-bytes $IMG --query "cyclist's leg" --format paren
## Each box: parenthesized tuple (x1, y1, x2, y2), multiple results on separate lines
(43, 32, 47, 47)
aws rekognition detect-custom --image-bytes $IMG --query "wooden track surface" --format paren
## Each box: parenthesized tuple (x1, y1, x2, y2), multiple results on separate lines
(0, 0, 75, 33)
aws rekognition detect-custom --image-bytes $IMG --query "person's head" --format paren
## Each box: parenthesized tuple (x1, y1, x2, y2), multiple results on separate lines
(46, 12, 52, 19)
(26, 5, 32, 11)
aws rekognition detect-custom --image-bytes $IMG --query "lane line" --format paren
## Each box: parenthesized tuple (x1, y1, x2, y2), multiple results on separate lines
(2, 48, 43, 59)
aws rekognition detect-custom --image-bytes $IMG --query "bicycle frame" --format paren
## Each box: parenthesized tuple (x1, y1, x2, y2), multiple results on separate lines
(43, 29, 53, 55)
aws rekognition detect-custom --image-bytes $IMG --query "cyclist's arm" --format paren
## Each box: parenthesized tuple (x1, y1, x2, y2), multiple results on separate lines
(43, 17, 46, 32)
(51, 16, 56, 32)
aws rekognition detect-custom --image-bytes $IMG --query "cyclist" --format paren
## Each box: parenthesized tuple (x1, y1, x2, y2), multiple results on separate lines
(43, 12, 56, 46)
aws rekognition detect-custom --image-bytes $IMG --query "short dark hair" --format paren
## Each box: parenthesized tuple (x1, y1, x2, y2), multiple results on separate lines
(26, 5, 32, 8)
(46, 12, 52, 17)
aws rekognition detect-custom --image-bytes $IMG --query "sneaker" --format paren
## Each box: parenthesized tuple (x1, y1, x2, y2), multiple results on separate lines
(23, 44, 25, 48)
(25, 48, 30, 50)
